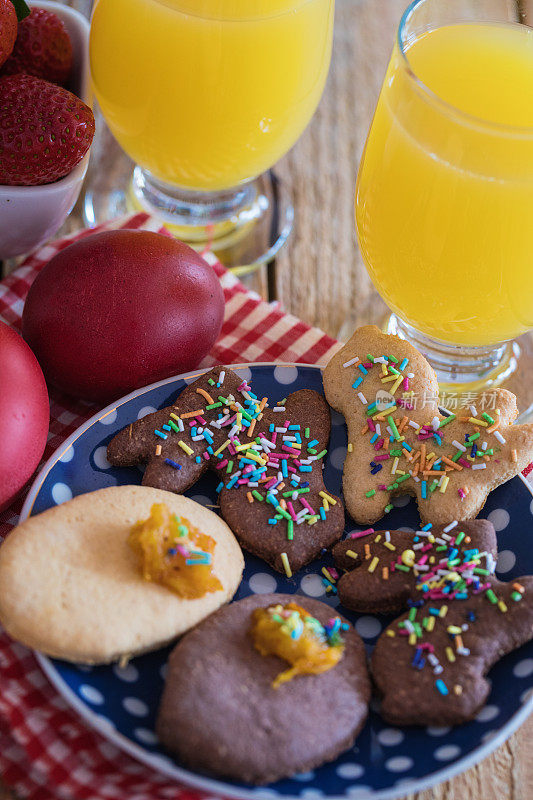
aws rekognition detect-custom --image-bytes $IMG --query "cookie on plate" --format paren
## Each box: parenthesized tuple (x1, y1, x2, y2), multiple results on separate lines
(156, 593, 371, 784)
(323, 325, 533, 525)
(107, 366, 345, 574)
(372, 576, 533, 726)
(333, 519, 497, 614)
(0, 486, 244, 664)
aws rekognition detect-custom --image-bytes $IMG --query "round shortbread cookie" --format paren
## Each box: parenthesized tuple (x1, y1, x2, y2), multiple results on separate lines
(0, 486, 244, 664)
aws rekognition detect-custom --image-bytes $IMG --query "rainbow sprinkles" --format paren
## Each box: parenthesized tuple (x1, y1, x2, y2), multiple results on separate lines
(323, 325, 533, 526)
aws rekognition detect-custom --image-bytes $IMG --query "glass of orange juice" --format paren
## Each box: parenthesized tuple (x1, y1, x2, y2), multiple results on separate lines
(89, 0, 335, 269)
(355, 0, 533, 407)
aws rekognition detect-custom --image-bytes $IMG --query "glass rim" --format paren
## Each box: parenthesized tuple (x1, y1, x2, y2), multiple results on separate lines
(397, 0, 533, 137)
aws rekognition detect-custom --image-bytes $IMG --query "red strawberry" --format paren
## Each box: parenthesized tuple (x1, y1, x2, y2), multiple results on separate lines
(0, 74, 95, 186)
(0, 0, 17, 69)
(2, 8, 73, 85)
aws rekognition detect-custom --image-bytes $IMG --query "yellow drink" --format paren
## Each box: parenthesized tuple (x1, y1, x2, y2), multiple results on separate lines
(90, 0, 334, 191)
(356, 22, 533, 347)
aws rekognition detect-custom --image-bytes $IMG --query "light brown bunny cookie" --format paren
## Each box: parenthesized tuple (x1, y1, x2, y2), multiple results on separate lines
(323, 326, 533, 526)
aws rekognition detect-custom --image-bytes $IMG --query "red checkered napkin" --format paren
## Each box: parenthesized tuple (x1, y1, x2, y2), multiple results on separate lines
(0, 212, 341, 800)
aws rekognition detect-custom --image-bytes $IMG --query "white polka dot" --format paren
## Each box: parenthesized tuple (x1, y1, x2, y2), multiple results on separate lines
(300, 574, 325, 597)
(496, 550, 516, 573)
(123, 697, 149, 717)
(79, 685, 104, 705)
(426, 726, 451, 736)
(487, 509, 510, 531)
(521, 688, 533, 704)
(52, 482, 72, 505)
(529, 497, 533, 516)
(336, 763, 364, 779)
(377, 728, 405, 746)
(93, 446, 111, 470)
(249, 573, 278, 594)
(355, 616, 382, 639)
(475, 704, 500, 723)
(99, 409, 117, 425)
(234, 367, 252, 383)
(330, 410, 345, 427)
(160, 663, 168, 680)
(482, 730, 497, 744)
(273, 365, 298, 385)
(59, 446, 74, 463)
(252, 790, 278, 799)
(300, 791, 323, 799)
(397, 526, 414, 533)
(189, 494, 211, 506)
(76, 664, 93, 673)
(434, 744, 461, 761)
(329, 447, 347, 471)
(113, 663, 139, 683)
(392, 495, 410, 508)
(134, 727, 158, 745)
(514, 658, 533, 678)
(385, 756, 413, 773)
(137, 406, 157, 419)
(293, 771, 315, 782)
(346, 788, 372, 798)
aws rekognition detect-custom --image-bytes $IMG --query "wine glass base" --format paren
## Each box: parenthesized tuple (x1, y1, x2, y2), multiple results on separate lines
(386, 314, 533, 423)
(82, 168, 293, 277)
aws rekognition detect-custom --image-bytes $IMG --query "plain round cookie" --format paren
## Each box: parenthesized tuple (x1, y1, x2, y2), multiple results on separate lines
(156, 592, 371, 785)
(0, 486, 244, 664)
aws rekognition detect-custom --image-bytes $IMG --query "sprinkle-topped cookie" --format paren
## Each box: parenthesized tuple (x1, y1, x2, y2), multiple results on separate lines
(250, 601, 348, 687)
(372, 576, 533, 726)
(332, 519, 498, 614)
(107, 367, 345, 573)
(323, 326, 533, 525)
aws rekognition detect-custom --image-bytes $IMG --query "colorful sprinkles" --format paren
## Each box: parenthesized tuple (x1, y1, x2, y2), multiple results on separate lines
(341, 349, 519, 504)
(152, 368, 335, 562)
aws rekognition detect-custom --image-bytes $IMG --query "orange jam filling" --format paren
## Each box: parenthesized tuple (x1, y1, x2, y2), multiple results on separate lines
(250, 601, 346, 688)
(128, 503, 222, 599)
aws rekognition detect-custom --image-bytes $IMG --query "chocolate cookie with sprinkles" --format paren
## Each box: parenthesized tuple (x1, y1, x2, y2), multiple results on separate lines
(107, 367, 345, 575)
(332, 519, 497, 614)
(372, 575, 533, 726)
(323, 325, 533, 526)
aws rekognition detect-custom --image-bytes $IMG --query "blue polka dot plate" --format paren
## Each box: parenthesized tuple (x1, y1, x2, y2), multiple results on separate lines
(20, 364, 533, 800)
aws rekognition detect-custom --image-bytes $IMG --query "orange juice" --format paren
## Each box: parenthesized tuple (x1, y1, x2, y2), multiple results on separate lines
(90, 0, 334, 191)
(356, 22, 533, 347)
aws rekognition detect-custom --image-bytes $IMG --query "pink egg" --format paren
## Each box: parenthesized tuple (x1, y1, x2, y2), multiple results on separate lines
(0, 321, 49, 511)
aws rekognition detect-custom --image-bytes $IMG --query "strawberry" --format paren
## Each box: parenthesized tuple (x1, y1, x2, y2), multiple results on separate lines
(0, 0, 17, 69)
(2, 8, 73, 85)
(0, 74, 95, 186)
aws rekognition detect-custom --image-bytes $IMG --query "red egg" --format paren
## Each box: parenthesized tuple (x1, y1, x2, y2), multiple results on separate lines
(0, 321, 49, 511)
(22, 230, 225, 402)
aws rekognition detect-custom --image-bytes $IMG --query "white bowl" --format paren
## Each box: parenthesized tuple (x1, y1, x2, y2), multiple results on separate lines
(0, 1, 91, 260)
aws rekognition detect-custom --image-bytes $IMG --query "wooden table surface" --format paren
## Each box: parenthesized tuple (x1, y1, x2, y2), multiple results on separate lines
(2, 1, 533, 798)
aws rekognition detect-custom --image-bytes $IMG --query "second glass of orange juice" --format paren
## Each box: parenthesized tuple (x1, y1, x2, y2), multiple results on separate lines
(355, 0, 533, 406)
(89, 0, 334, 267)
